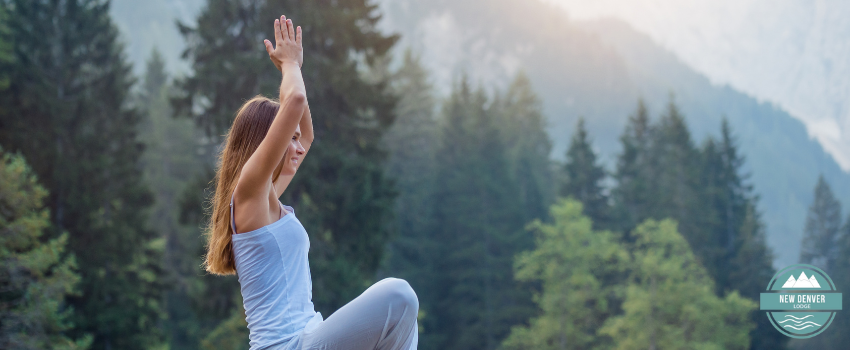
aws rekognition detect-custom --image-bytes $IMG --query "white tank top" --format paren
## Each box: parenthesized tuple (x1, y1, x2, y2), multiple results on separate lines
(230, 193, 322, 350)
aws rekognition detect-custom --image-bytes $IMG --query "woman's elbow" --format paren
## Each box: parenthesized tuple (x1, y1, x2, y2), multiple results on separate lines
(286, 92, 307, 107)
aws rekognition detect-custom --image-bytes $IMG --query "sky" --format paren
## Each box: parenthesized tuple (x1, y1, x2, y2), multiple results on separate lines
(546, 0, 850, 171)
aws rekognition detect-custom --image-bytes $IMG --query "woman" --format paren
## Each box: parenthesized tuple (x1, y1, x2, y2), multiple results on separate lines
(203, 15, 419, 350)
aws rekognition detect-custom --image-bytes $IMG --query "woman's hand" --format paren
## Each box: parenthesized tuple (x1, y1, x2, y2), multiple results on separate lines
(264, 15, 303, 71)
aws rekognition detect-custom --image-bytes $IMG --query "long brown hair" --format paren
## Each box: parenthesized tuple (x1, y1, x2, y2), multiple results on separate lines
(204, 95, 286, 275)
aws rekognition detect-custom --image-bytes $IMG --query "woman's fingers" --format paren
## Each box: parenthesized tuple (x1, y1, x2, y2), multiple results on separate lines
(281, 15, 289, 42)
(273, 19, 283, 46)
(296, 26, 302, 47)
(264, 39, 274, 55)
(271, 14, 299, 52)
(287, 19, 296, 42)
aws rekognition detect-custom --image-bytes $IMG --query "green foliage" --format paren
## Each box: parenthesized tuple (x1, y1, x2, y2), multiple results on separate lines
(799, 175, 843, 271)
(502, 199, 628, 350)
(0, 1, 165, 348)
(502, 199, 756, 350)
(199, 298, 248, 350)
(560, 118, 609, 228)
(0, 147, 92, 349)
(600, 219, 756, 350)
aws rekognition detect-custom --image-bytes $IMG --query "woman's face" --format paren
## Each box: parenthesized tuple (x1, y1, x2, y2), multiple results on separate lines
(278, 124, 306, 176)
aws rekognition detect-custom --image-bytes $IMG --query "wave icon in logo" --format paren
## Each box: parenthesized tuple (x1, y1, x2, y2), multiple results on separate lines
(760, 264, 843, 339)
(778, 314, 821, 331)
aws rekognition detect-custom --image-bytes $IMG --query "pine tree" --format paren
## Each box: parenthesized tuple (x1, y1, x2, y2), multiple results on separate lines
(0, 148, 92, 349)
(614, 97, 704, 265)
(701, 120, 784, 350)
(649, 98, 703, 244)
(814, 215, 850, 348)
(615, 97, 703, 239)
(426, 78, 534, 350)
(561, 117, 609, 227)
(172, 0, 400, 317)
(0, 1, 165, 348)
(799, 175, 843, 272)
(611, 99, 653, 233)
(375, 49, 437, 322)
(496, 72, 554, 224)
(136, 48, 209, 349)
(0, 4, 10, 94)
(502, 199, 628, 350)
(728, 203, 786, 350)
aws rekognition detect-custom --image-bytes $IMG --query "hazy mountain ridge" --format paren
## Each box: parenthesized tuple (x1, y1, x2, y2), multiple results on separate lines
(550, 0, 850, 171)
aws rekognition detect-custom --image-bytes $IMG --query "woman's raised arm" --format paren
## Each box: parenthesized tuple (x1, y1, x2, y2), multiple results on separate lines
(272, 103, 313, 195)
(238, 15, 306, 199)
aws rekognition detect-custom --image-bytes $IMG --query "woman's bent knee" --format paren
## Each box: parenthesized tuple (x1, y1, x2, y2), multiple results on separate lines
(379, 277, 419, 311)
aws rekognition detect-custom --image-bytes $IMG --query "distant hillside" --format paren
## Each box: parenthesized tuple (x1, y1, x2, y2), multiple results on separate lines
(552, 0, 850, 171)
(377, 0, 850, 268)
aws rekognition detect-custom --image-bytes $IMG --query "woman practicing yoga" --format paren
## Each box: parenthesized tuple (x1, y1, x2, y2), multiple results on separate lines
(202, 14, 419, 350)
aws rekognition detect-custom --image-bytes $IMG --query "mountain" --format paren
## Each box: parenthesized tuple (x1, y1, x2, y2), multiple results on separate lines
(550, 0, 850, 171)
(375, 0, 850, 268)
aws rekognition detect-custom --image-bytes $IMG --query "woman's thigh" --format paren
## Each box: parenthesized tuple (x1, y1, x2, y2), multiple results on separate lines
(299, 278, 419, 350)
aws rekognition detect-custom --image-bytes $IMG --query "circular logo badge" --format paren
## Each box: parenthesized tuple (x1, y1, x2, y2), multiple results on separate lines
(760, 264, 843, 339)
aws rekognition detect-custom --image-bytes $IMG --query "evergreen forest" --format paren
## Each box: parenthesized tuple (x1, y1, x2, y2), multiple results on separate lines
(1, 1, 848, 350)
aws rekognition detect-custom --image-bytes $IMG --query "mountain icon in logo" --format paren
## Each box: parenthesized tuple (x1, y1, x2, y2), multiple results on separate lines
(781, 272, 822, 289)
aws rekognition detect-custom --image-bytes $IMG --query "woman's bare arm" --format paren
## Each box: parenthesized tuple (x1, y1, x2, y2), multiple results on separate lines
(238, 16, 305, 202)
(299, 102, 314, 154)
(272, 104, 313, 195)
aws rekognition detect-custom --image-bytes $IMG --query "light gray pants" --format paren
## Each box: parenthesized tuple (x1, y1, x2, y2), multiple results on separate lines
(298, 278, 419, 350)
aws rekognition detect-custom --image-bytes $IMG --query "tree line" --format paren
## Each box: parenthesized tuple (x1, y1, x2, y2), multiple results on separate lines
(1, 0, 849, 350)
(379, 49, 786, 349)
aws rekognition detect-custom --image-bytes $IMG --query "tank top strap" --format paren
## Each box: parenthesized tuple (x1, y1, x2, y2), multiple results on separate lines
(230, 191, 238, 234)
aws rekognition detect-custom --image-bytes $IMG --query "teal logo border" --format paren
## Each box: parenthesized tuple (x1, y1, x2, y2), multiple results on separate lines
(761, 264, 842, 339)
